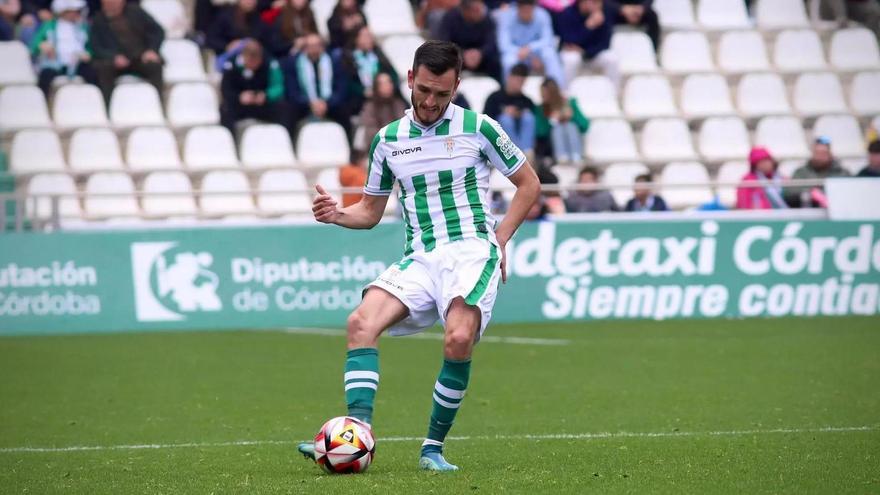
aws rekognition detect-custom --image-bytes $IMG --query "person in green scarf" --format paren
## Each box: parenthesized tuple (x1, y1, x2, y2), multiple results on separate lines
(534, 77, 589, 163)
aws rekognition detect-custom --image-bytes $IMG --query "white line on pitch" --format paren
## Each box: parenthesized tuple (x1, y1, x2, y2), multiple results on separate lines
(1, 426, 875, 454)
(280, 327, 570, 346)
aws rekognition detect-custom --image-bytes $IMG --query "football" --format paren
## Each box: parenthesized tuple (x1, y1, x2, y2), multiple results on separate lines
(313, 416, 375, 474)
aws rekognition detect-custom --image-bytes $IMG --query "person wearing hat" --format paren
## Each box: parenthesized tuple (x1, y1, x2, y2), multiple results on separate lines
(784, 136, 850, 207)
(28, 0, 97, 96)
(736, 147, 787, 210)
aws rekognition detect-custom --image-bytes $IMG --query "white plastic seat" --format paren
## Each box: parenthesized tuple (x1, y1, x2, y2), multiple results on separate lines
(661, 31, 714, 74)
(364, 0, 417, 36)
(778, 159, 802, 178)
(457, 77, 500, 114)
(10, 130, 67, 174)
(623, 75, 677, 119)
(142, 171, 197, 216)
(756, 0, 809, 29)
(603, 162, 650, 204)
(716, 160, 749, 207)
(660, 162, 714, 209)
(793, 72, 848, 117)
(522, 76, 543, 105)
(640, 118, 697, 162)
(584, 119, 640, 162)
(737, 73, 792, 118)
(109, 83, 165, 127)
(240, 124, 296, 169)
(699, 117, 750, 162)
(84, 172, 140, 217)
(554, 165, 578, 191)
(850, 72, 880, 116)
(840, 158, 866, 175)
(160, 39, 206, 83)
(166, 82, 220, 127)
(654, 0, 696, 29)
(257, 169, 311, 214)
(489, 169, 514, 202)
(755, 116, 809, 160)
(69, 128, 126, 172)
(27, 173, 83, 219)
(200, 170, 255, 215)
(718, 31, 771, 74)
(611, 31, 659, 75)
(773, 30, 827, 73)
(568, 76, 621, 118)
(696, 0, 750, 29)
(53, 84, 109, 130)
(681, 74, 734, 119)
(315, 168, 343, 196)
(184, 125, 240, 170)
(296, 121, 349, 169)
(812, 115, 865, 158)
(311, 0, 334, 39)
(0, 86, 52, 131)
(381, 35, 425, 80)
(830, 28, 880, 71)
(0, 41, 37, 85)
(126, 127, 183, 171)
(141, 0, 188, 38)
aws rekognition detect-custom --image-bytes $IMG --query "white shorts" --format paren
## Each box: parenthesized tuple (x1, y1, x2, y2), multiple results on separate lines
(366, 237, 502, 338)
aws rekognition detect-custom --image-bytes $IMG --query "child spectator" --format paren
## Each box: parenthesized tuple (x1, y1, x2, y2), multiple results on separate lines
(29, 0, 97, 97)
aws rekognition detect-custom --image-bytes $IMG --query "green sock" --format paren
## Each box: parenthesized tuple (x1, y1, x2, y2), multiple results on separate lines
(422, 358, 471, 454)
(344, 348, 379, 425)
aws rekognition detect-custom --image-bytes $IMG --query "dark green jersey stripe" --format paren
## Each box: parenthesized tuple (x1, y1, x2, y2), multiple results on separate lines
(411, 174, 436, 251)
(463, 109, 477, 133)
(479, 119, 519, 168)
(465, 243, 499, 305)
(464, 167, 488, 240)
(364, 132, 381, 184)
(437, 170, 463, 242)
(408, 121, 422, 138)
(397, 179, 414, 255)
(384, 119, 401, 142)
(379, 158, 394, 191)
(435, 120, 450, 136)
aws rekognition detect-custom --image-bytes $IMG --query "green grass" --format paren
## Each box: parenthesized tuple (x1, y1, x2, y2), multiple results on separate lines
(1, 317, 879, 494)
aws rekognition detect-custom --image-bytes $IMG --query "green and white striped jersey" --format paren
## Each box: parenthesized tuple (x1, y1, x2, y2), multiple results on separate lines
(363, 103, 526, 256)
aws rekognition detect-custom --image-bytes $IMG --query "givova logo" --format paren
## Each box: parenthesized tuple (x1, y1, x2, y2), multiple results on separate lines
(131, 242, 222, 322)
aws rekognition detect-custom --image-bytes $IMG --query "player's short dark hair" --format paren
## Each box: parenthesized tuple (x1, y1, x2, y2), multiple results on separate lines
(868, 139, 880, 154)
(579, 165, 600, 179)
(412, 40, 462, 77)
(634, 173, 653, 183)
(510, 63, 529, 77)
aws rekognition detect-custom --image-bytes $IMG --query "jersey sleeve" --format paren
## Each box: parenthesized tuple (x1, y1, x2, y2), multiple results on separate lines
(362, 131, 395, 196)
(476, 114, 527, 177)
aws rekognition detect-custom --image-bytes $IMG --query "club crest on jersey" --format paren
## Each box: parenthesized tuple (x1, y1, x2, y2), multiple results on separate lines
(445, 137, 455, 157)
(392, 146, 422, 157)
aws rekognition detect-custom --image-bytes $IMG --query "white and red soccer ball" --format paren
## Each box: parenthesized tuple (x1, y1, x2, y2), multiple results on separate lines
(314, 416, 375, 474)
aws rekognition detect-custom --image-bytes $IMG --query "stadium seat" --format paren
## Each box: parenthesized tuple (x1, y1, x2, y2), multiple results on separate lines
(584, 119, 640, 162)
(716, 160, 749, 207)
(812, 115, 865, 158)
(840, 158, 866, 175)
(142, 171, 197, 217)
(623, 75, 677, 119)
(680, 74, 735, 119)
(736, 73, 792, 118)
(874, 116, 880, 135)
(777, 159, 802, 178)
(296, 121, 349, 169)
(830, 28, 880, 71)
(696, 0, 750, 29)
(0, 86, 52, 131)
(640, 118, 697, 162)
(698, 117, 751, 162)
(489, 169, 514, 202)
(0, 41, 36, 85)
(793, 72, 848, 117)
(382, 35, 425, 81)
(166, 82, 220, 127)
(53, 84, 109, 130)
(315, 168, 342, 195)
(141, 0, 188, 38)
(184, 125, 240, 170)
(109, 83, 165, 127)
(364, 0, 417, 36)
(10, 130, 67, 174)
(755, 0, 809, 29)
(554, 165, 578, 192)
(660, 162, 714, 209)
(161, 39, 206, 83)
(717, 31, 771, 74)
(257, 169, 312, 214)
(27, 173, 83, 219)
(311, 0, 334, 39)
(69, 128, 126, 172)
(611, 31, 659, 74)
(84, 172, 140, 218)
(773, 30, 827, 73)
(849, 72, 880, 116)
(240, 124, 296, 168)
(660, 31, 714, 74)
(126, 127, 183, 171)
(568, 76, 621, 118)
(200, 170, 255, 215)
(522, 76, 544, 105)
(457, 77, 500, 114)
(603, 162, 649, 205)
(653, 0, 696, 29)
(754, 116, 810, 160)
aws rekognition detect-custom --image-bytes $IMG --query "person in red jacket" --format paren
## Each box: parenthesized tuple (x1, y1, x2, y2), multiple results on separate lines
(736, 146, 788, 210)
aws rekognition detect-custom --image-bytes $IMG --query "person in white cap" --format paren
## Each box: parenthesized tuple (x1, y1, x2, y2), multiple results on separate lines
(28, 0, 97, 96)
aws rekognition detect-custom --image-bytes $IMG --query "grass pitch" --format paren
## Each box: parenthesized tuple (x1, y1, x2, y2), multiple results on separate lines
(1, 317, 878, 494)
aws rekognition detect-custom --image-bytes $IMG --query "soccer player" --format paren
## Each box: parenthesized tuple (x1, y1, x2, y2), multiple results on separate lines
(298, 40, 541, 472)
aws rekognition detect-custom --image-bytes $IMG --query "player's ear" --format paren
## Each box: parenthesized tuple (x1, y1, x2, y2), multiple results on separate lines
(407, 69, 414, 90)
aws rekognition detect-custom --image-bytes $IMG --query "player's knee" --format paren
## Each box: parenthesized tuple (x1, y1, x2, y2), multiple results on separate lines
(444, 328, 475, 359)
(346, 309, 377, 346)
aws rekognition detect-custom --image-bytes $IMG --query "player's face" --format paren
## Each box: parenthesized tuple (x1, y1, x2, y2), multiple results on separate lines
(408, 66, 459, 126)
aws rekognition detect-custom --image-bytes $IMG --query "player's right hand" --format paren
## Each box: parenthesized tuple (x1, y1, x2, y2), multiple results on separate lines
(313, 184, 340, 224)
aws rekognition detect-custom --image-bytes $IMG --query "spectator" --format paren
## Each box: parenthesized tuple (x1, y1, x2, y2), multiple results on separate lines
(857, 139, 880, 177)
(357, 72, 407, 150)
(326, 0, 365, 50)
(497, 0, 564, 84)
(284, 33, 351, 134)
(339, 26, 398, 116)
(565, 165, 618, 212)
(29, 0, 98, 97)
(208, 0, 280, 67)
(273, 0, 318, 55)
(820, 0, 880, 43)
(438, 0, 502, 81)
(484, 63, 536, 156)
(625, 173, 668, 211)
(534, 77, 588, 163)
(90, 0, 164, 103)
(0, 0, 19, 40)
(609, 0, 659, 50)
(784, 136, 851, 207)
(736, 147, 787, 210)
(339, 149, 368, 207)
(416, 0, 459, 39)
(556, 0, 620, 90)
(220, 40, 288, 136)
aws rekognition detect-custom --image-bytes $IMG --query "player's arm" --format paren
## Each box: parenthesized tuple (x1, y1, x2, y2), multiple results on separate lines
(312, 185, 389, 229)
(495, 164, 540, 247)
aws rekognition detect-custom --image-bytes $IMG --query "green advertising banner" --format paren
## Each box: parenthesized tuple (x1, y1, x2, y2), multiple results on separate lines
(1, 219, 879, 335)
